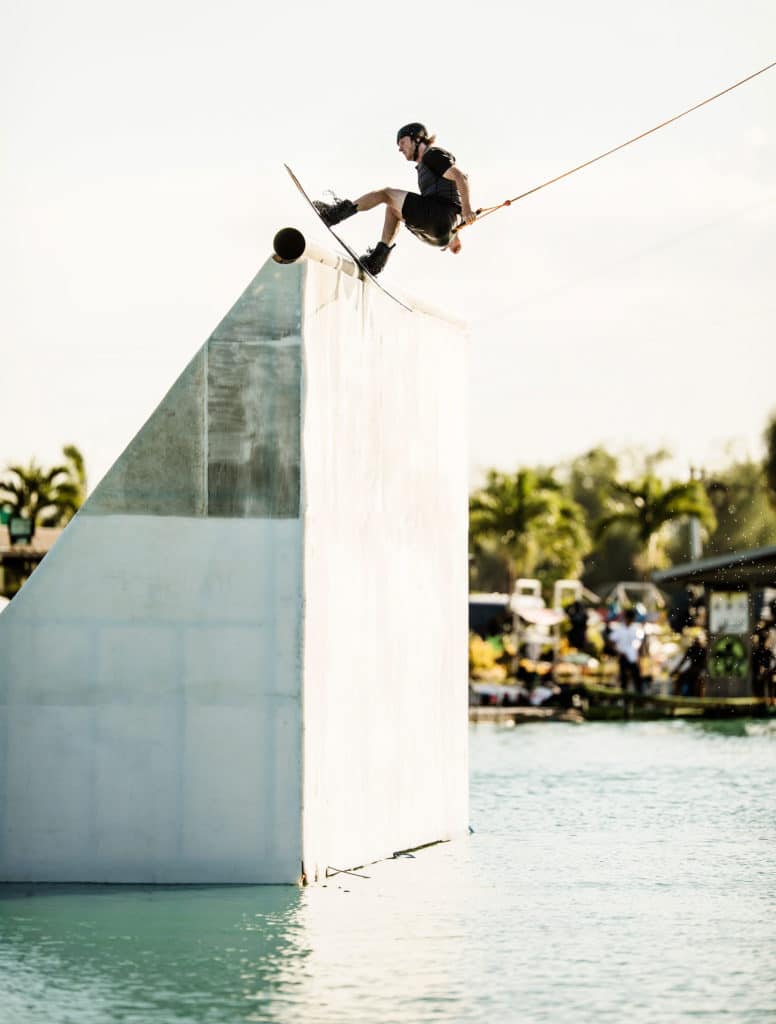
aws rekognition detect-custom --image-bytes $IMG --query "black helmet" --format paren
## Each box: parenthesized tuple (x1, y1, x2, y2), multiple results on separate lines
(396, 122, 428, 143)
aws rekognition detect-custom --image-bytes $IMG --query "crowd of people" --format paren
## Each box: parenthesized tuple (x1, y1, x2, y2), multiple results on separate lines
(470, 586, 776, 703)
(571, 592, 776, 699)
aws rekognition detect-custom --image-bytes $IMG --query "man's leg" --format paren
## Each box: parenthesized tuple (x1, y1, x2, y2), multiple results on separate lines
(355, 188, 405, 241)
(355, 189, 407, 276)
(634, 662, 644, 694)
(354, 188, 406, 217)
(380, 207, 401, 245)
(618, 654, 630, 691)
(314, 189, 407, 278)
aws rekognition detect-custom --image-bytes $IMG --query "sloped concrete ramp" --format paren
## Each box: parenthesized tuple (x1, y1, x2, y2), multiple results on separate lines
(0, 243, 469, 883)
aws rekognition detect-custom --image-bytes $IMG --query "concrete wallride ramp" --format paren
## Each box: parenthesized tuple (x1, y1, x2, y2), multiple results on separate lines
(0, 238, 469, 883)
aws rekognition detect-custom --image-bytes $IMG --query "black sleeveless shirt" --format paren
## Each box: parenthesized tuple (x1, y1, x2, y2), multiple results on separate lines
(416, 147, 461, 209)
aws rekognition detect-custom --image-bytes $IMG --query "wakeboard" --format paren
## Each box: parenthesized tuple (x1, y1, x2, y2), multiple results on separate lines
(284, 163, 412, 313)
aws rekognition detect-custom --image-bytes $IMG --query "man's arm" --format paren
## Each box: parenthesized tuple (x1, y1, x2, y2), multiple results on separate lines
(443, 166, 475, 224)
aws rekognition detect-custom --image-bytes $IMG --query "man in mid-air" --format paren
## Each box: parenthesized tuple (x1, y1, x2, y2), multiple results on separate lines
(314, 122, 476, 276)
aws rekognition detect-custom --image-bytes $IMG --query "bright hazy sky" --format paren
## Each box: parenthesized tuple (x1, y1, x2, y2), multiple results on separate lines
(2, 1, 774, 492)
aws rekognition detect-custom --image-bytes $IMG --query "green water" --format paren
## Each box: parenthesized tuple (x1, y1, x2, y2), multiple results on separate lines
(1, 720, 774, 1023)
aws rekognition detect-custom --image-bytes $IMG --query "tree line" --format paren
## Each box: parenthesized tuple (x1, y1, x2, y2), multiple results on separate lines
(470, 413, 776, 596)
(4, 419, 776, 596)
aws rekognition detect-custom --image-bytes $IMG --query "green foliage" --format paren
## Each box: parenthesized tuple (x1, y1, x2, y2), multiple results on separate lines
(565, 448, 640, 589)
(469, 468, 591, 593)
(765, 411, 776, 510)
(595, 473, 715, 574)
(0, 445, 88, 538)
(43, 444, 88, 526)
(468, 541, 512, 593)
(702, 459, 776, 556)
(567, 447, 618, 523)
(471, 430, 776, 593)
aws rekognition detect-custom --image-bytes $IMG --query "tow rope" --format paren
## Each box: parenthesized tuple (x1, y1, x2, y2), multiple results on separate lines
(456, 59, 776, 233)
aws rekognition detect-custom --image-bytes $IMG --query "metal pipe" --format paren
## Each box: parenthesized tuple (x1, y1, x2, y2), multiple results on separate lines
(272, 228, 358, 279)
(271, 227, 467, 328)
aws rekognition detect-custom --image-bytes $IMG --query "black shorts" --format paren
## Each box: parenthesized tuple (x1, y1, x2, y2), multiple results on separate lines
(401, 193, 460, 247)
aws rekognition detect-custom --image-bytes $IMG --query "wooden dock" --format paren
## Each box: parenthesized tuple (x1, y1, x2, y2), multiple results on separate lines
(468, 705, 584, 724)
(579, 683, 773, 721)
(468, 687, 773, 724)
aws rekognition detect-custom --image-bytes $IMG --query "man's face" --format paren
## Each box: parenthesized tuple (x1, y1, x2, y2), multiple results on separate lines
(397, 135, 416, 161)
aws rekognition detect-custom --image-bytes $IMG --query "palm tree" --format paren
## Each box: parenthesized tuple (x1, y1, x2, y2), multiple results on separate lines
(0, 445, 88, 538)
(470, 469, 591, 589)
(596, 474, 715, 574)
(43, 444, 88, 526)
(0, 461, 69, 539)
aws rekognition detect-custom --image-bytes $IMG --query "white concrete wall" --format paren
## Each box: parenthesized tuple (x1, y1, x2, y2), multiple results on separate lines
(0, 258, 308, 883)
(300, 264, 469, 881)
(0, 515, 303, 882)
(0, 252, 469, 884)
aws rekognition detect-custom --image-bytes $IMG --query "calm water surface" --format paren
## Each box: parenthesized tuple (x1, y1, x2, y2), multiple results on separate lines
(1, 720, 774, 1023)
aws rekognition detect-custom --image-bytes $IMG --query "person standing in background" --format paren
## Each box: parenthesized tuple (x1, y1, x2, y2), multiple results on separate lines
(612, 608, 645, 693)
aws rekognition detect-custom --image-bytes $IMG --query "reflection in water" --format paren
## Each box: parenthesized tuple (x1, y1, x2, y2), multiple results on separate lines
(0, 886, 305, 1023)
(1, 720, 774, 1024)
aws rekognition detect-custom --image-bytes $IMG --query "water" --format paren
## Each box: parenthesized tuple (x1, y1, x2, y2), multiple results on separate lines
(1, 720, 774, 1023)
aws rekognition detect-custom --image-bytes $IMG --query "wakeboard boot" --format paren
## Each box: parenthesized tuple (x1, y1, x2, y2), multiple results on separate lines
(313, 196, 358, 227)
(360, 241, 394, 277)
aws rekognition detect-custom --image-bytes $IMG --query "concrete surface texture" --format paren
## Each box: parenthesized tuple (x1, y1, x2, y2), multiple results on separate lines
(300, 266, 469, 881)
(0, 252, 469, 884)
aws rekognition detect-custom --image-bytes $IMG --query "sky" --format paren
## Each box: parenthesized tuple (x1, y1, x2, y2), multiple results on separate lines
(1, 0, 774, 493)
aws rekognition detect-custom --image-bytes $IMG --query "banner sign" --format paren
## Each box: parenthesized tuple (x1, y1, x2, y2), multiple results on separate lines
(709, 592, 749, 635)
